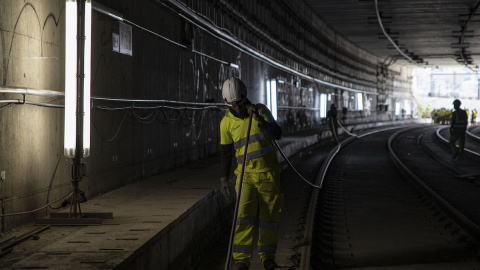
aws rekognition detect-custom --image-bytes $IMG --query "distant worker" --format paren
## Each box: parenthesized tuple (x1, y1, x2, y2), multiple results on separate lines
(472, 109, 477, 126)
(219, 77, 282, 270)
(426, 105, 431, 118)
(449, 99, 468, 160)
(440, 107, 446, 124)
(432, 109, 438, 124)
(326, 104, 339, 143)
(446, 108, 453, 125)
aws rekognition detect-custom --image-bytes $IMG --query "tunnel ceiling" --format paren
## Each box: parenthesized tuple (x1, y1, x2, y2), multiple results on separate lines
(305, 0, 480, 68)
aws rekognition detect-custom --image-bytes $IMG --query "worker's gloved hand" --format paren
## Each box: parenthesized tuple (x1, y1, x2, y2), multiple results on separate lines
(220, 177, 231, 200)
(246, 104, 257, 115)
(245, 104, 265, 124)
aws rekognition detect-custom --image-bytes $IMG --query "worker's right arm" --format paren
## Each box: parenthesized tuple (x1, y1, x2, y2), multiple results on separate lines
(219, 143, 233, 200)
(247, 104, 282, 140)
(220, 144, 233, 179)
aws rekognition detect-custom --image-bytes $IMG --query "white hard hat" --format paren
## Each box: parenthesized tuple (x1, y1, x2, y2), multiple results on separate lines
(222, 78, 247, 106)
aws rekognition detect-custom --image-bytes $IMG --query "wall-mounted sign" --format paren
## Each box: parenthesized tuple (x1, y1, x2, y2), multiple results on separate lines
(112, 33, 119, 52)
(119, 22, 132, 56)
(112, 21, 132, 56)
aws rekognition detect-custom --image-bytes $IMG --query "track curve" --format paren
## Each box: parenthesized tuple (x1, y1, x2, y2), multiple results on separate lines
(307, 126, 480, 269)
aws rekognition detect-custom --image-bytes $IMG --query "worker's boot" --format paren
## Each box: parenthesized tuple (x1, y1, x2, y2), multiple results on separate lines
(232, 261, 249, 270)
(263, 259, 277, 270)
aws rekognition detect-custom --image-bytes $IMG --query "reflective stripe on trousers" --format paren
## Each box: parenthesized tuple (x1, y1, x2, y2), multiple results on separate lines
(260, 220, 279, 231)
(233, 244, 253, 254)
(258, 245, 277, 253)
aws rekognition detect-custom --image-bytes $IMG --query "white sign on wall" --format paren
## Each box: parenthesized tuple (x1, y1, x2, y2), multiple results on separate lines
(112, 33, 120, 52)
(119, 22, 132, 56)
(112, 22, 132, 56)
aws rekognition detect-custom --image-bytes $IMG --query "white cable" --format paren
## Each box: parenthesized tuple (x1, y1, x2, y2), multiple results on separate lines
(374, 0, 419, 66)
(274, 140, 323, 189)
(338, 120, 358, 137)
(0, 192, 71, 217)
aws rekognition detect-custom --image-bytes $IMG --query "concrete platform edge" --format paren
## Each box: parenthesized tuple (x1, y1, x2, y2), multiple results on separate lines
(114, 120, 422, 270)
(114, 191, 232, 270)
(114, 133, 322, 270)
(10, 120, 421, 270)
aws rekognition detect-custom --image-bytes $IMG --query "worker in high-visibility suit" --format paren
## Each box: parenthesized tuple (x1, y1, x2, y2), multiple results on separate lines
(440, 108, 446, 124)
(219, 78, 282, 270)
(449, 99, 468, 160)
(426, 105, 431, 118)
(472, 109, 477, 125)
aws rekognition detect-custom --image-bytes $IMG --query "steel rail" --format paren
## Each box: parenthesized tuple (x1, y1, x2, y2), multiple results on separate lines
(436, 126, 480, 158)
(297, 125, 408, 269)
(467, 126, 480, 141)
(298, 124, 477, 269)
(388, 127, 480, 242)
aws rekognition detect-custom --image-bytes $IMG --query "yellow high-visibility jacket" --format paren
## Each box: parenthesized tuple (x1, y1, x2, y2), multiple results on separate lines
(220, 104, 279, 175)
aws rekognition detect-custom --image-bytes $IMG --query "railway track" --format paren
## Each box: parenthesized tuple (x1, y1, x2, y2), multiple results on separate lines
(467, 126, 480, 142)
(300, 125, 480, 269)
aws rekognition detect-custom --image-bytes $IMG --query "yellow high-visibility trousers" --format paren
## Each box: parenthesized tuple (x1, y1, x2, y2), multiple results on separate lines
(232, 170, 283, 267)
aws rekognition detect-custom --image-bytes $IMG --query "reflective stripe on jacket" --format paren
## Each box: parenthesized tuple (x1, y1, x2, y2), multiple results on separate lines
(451, 109, 468, 132)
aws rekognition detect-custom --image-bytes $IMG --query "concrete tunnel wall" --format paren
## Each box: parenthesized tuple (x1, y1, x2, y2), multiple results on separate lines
(0, 0, 414, 232)
(0, 0, 69, 230)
